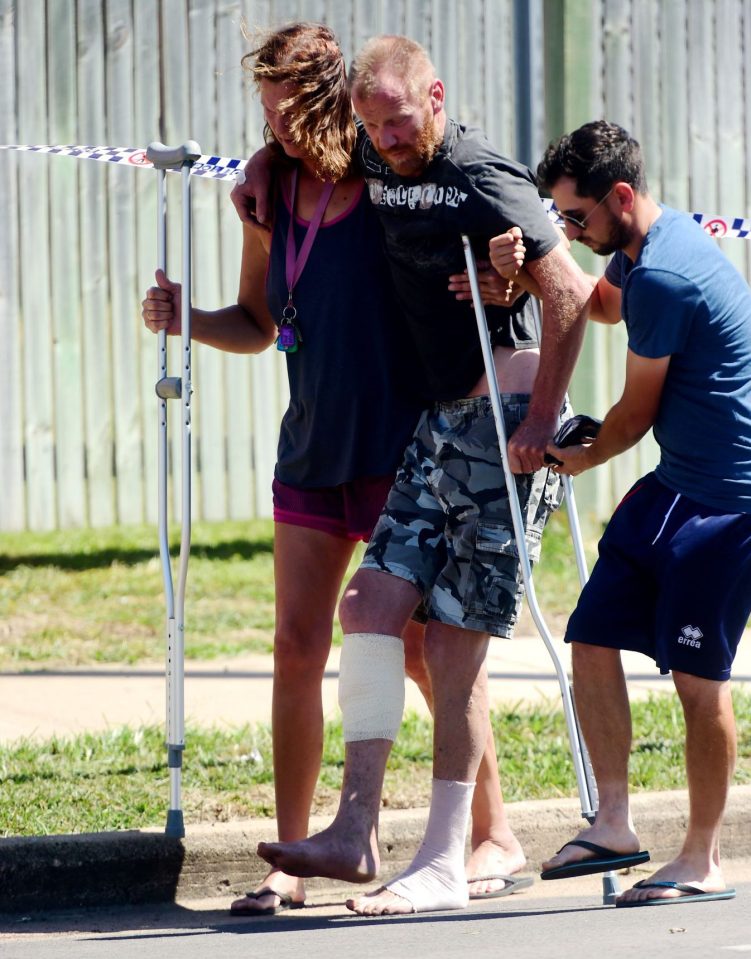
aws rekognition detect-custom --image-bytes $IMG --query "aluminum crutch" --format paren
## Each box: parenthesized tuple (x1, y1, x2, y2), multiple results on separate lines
(147, 140, 201, 839)
(461, 236, 617, 895)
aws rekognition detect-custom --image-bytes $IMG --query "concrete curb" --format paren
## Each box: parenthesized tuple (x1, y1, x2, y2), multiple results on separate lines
(1, 785, 750, 913)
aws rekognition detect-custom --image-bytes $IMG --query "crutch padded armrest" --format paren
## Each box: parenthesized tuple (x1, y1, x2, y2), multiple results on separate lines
(544, 414, 602, 466)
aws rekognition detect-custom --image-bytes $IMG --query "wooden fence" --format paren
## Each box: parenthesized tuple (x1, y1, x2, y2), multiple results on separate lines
(1, 0, 750, 531)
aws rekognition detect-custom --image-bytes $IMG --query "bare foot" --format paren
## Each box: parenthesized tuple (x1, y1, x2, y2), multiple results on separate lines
(257, 821, 379, 883)
(230, 869, 305, 915)
(346, 886, 415, 916)
(541, 822, 641, 874)
(466, 837, 527, 897)
(616, 856, 727, 905)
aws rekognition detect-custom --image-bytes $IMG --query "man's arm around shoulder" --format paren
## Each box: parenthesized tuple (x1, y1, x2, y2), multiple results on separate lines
(230, 145, 276, 228)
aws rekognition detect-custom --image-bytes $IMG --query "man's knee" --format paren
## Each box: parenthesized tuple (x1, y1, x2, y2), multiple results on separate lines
(673, 671, 731, 714)
(423, 625, 489, 692)
(571, 640, 620, 675)
(339, 568, 419, 634)
(338, 578, 369, 632)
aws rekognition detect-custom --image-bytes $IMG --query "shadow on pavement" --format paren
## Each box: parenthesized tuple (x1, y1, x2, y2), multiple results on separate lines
(0, 896, 605, 940)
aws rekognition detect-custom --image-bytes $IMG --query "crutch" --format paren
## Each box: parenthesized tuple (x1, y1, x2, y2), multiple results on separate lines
(147, 140, 201, 839)
(461, 236, 620, 904)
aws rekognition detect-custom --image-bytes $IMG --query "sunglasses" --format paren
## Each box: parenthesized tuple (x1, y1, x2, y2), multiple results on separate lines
(557, 187, 615, 231)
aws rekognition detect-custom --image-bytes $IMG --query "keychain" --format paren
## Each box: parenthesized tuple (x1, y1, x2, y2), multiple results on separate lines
(276, 302, 302, 353)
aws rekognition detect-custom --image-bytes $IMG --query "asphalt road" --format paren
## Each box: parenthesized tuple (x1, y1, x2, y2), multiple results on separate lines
(2, 869, 750, 959)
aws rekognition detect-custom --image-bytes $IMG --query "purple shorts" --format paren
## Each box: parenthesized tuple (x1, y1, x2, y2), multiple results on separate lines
(272, 475, 395, 542)
(566, 472, 751, 681)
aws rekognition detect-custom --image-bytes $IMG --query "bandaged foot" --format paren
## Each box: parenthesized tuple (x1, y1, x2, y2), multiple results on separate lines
(346, 778, 475, 915)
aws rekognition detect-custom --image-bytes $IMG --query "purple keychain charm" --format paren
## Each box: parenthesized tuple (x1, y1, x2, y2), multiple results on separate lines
(277, 302, 302, 353)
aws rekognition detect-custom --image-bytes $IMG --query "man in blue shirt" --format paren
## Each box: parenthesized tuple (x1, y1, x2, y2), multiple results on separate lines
(494, 120, 751, 907)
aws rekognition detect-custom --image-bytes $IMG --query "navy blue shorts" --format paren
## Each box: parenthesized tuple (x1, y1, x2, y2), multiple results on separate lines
(565, 472, 751, 680)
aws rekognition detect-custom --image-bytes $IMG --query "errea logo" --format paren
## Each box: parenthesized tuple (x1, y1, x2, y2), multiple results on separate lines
(677, 625, 703, 649)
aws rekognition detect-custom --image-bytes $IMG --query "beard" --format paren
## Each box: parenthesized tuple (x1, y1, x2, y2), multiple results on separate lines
(380, 113, 443, 177)
(583, 211, 635, 256)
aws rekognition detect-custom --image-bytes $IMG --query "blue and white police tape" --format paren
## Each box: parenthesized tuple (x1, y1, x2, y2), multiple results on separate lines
(0, 143, 243, 180)
(542, 198, 750, 239)
(2, 142, 750, 239)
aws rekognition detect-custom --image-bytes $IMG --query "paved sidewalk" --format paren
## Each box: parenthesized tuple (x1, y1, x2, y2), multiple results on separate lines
(3, 620, 750, 742)
(2, 623, 750, 914)
(2, 785, 751, 914)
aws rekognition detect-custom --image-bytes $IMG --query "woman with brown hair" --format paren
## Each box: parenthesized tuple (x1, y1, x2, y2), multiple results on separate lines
(144, 20, 530, 917)
(143, 22, 426, 915)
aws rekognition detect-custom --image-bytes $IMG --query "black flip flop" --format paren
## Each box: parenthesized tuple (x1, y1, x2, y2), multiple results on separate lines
(467, 874, 534, 900)
(230, 887, 306, 916)
(615, 879, 736, 907)
(540, 839, 650, 880)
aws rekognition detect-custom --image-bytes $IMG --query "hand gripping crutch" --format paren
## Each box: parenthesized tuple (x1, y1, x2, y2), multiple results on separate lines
(461, 237, 619, 904)
(147, 140, 201, 838)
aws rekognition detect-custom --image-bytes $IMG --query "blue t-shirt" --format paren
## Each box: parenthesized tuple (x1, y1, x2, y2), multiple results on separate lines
(605, 205, 751, 512)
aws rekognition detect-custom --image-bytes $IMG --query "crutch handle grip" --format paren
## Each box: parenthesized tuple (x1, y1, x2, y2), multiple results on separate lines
(146, 141, 201, 170)
(156, 376, 182, 399)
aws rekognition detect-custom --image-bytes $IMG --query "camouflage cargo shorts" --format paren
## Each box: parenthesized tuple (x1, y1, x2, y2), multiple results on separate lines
(361, 395, 563, 637)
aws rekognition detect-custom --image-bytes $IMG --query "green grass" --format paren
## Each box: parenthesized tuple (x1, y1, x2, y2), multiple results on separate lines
(0, 511, 592, 669)
(0, 520, 279, 666)
(6, 512, 745, 839)
(2, 690, 750, 837)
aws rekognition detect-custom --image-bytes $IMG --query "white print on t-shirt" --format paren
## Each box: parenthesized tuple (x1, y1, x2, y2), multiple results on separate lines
(677, 624, 703, 649)
(367, 178, 469, 211)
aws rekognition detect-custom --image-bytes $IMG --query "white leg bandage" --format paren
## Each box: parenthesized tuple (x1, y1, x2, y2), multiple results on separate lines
(386, 778, 475, 912)
(338, 632, 405, 742)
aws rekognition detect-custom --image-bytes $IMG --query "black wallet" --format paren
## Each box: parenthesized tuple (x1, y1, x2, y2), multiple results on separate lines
(544, 413, 602, 466)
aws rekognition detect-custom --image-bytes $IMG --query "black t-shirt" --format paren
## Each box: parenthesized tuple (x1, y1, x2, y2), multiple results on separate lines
(355, 119, 561, 400)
